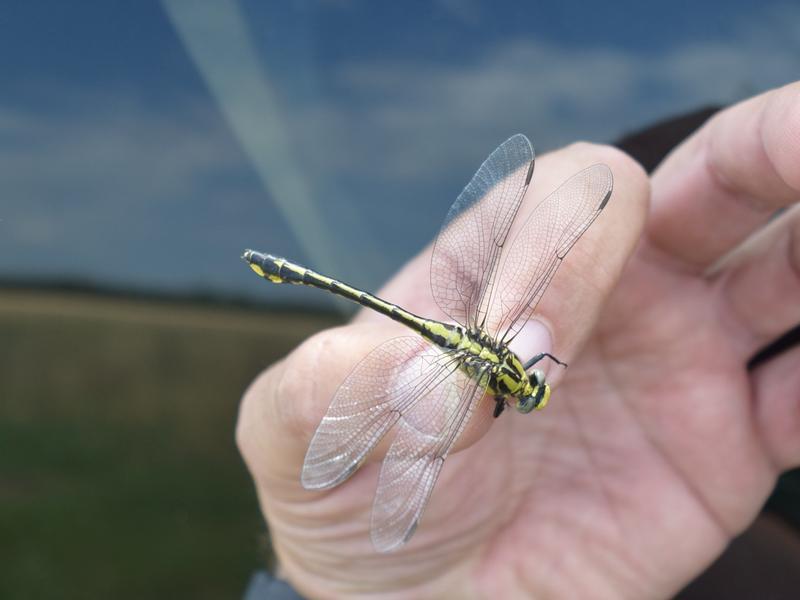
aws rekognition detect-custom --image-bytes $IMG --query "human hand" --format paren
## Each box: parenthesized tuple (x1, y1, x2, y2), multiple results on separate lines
(237, 82, 800, 598)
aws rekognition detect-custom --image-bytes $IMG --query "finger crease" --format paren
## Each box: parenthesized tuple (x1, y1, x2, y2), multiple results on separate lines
(595, 332, 735, 541)
(703, 132, 772, 217)
(786, 218, 800, 287)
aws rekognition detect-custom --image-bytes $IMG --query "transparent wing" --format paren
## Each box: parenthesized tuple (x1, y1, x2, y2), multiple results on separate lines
(301, 336, 461, 490)
(430, 134, 534, 330)
(370, 367, 488, 552)
(487, 164, 613, 342)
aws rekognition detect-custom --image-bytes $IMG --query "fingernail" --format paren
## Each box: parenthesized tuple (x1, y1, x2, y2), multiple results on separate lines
(509, 320, 553, 372)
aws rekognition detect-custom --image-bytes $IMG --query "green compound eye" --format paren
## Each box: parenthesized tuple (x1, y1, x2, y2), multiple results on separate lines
(516, 395, 538, 414)
(517, 380, 551, 414)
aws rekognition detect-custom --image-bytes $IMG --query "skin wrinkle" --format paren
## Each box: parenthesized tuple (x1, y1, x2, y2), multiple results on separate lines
(477, 399, 625, 598)
(566, 364, 656, 587)
(240, 369, 288, 488)
(561, 393, 634, 594)
(475, 429, 527, 589)
(704, 114, 769, 215)
(562, 389, 624, 543)
(787, 214, 800, 288)
(705, 89, 798, 213)
(707, 278, 781, 477)
(273, 345, 317, 439)
(473, 420, 540, 595)
(748, 371, 783, 477)
(743, 217, 800, 474)
(526, 501, 611, 599)
(710, 210, 800, 356)
(710, 267, 764, 360)
(639, 231, 701, 279)
(754, 347, 800, 470)
(593, 313, 733, 546)
(762, 85, 800, 195)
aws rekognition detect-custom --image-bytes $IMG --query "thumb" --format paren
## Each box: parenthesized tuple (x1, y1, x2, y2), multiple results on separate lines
(236, 322, 403, 491)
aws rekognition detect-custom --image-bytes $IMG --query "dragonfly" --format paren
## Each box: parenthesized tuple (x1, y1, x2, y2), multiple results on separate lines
(243, 134, 612, 552)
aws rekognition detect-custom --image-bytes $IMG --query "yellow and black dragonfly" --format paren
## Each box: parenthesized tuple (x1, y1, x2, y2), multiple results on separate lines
(243, 134, 612, 552)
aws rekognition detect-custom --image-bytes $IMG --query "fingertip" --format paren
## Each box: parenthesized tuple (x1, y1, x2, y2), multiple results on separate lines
(235, 326, 350, 480)
(530, 143, 649, 360)
(753, 345, 800, 471)
(237, 323, 407, 475)
(762, 81, 800, 195)
(554, 141, 650, 232)
(562, 141, 648, 187)
(236, 355, 285, 476)
(592, 143, 650, 228)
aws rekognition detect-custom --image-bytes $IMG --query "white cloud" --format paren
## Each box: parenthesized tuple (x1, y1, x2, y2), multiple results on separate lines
(2, 2, 799, 296)
(289, 3, 800, 186)
(0, 91, 243, 246)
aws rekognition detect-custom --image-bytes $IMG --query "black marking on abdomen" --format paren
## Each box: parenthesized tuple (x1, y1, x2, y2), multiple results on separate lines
(279, 264, 304, 283)
(246, 250, 436, 337)
(258, 255, 281, 278)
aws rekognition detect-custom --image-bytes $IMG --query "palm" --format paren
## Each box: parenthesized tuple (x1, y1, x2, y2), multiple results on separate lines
(457, 254, 769, 597)
(336, 253, 764, 598)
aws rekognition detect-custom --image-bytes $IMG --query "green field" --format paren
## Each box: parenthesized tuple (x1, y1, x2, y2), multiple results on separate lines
(0, 289, 340, 599)
(2, 288, 798, 598)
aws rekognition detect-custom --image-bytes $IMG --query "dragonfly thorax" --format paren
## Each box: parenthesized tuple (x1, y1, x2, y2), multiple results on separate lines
(456, 328, 550, 414)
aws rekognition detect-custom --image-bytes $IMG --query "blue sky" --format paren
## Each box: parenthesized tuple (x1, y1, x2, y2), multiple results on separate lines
(1, 0, 799, 309)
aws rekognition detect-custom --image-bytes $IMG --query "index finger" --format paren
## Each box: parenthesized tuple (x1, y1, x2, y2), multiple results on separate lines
(647, 81, 800, 271)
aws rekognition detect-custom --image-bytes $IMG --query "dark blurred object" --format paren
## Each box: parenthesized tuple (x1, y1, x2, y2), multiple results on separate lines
(614, 109, 800, 600)
(750, 323, 800, 370)
(615, 106, 720, 172)
(678, 514, 800, 600)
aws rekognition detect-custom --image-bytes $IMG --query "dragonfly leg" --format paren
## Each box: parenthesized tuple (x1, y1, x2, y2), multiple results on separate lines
(493, 396, 506, 418)
(523, 352, 568, 371)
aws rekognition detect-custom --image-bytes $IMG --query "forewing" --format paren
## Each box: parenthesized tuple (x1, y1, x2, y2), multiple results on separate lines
(301, 336, 460, 490)
(487, 164, 613, 342)
(430, 134, 534, 329)
(370, 368, 488, 552)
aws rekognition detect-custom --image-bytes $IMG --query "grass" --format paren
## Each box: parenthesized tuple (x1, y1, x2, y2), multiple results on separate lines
(0, 289, 340, 599)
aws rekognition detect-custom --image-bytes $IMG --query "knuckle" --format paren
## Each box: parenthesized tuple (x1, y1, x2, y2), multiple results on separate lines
(235, 328, 339, 457)
(274, 328, 338, 436)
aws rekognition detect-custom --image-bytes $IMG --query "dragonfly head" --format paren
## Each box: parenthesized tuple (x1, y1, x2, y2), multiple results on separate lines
(516, 369, 550, 414)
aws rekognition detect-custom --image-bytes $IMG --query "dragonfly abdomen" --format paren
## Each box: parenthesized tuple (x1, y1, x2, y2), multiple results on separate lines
(243, 250, 462, 346)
